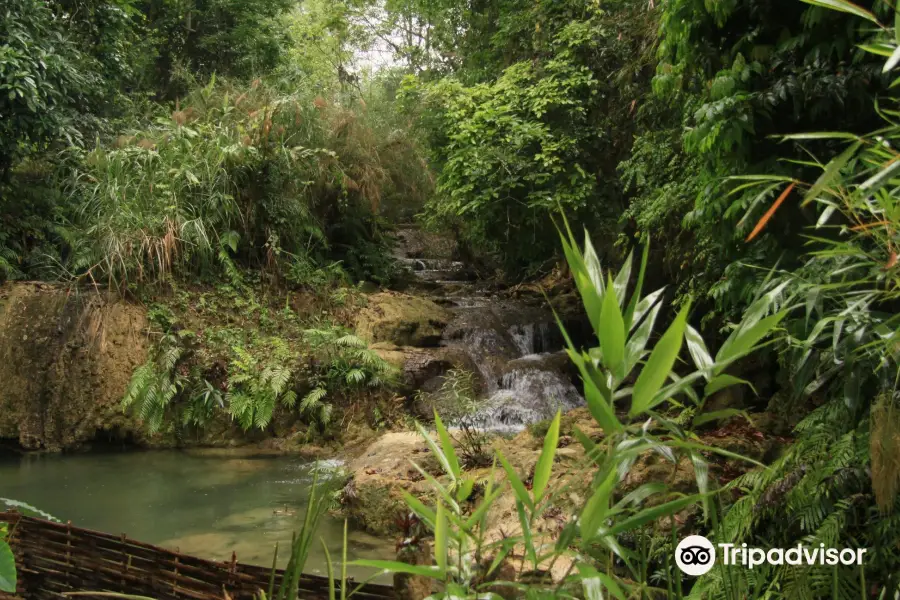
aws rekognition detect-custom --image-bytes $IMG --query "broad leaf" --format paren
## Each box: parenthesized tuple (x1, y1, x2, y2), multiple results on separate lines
(685, 324, 713, 375)
(598, 274, 626, 375)
(533, 410, 560, 501)
(580, 468, 618, 541)
(630, 301, 690, 416)
(433, 411, 461, 479)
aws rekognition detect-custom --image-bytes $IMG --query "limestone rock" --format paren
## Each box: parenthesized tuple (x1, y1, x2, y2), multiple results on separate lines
(356, 292, 451, 347)
(0, 282, 149, 451)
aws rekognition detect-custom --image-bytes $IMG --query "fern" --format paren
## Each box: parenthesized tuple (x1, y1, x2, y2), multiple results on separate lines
(121, 334, 186, 433)
(224, 338, 297, 431)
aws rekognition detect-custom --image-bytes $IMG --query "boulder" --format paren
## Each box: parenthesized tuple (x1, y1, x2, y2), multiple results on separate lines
(356, 292, 451, 347)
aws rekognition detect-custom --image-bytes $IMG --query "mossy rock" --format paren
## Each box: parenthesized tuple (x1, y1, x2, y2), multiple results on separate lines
(355, 292, 451, 347)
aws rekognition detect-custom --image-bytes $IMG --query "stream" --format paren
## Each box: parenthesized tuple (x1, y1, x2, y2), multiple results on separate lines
(0, 450, 394, 578)
(396, 228, 586, 431)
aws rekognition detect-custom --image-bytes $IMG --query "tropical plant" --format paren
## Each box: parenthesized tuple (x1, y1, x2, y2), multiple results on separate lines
(300, 326, 396, 432)
(121, 331, 190, 433)
(686, 3, 900, 595)
(416, 369, 492, 468)
(350, 220, 784, 598)
(226, 338, 297, 431)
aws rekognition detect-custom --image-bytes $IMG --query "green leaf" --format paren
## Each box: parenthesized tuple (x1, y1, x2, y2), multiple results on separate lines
(532, 410, 560, 502)
(433, 411, 461, 479)
(559, 228, 603, 336)
(684, 324, 713, 374)
(885, 45, 900, 72)
(415, 421, 455, 479)
(581, 468, 617, 541)
(402, 492, 436, 530)
(577, 563, 626, 600)
(0, 541, 14, 593)
(623, 243, 649, 330)
(693, 408, 751, 427)
(624, 301, 662, 376)
(779, 132, 862, 141)
(351, 559, 443, 579)
(704, 374, 754, 397)
(801, 141, 862, 206)
(604, 494, 703, 536)
(612, 249, 634, 308)
(434, 502, 448, 571)
(496, 450, 534, 511)
(630, 301, 691, 416)
(800, 0, 878, 22)
(858, 157, 900, 199)
(630, 287, 665, 332)
(599, 274, 626, 374)
(716, 312, 787, 370)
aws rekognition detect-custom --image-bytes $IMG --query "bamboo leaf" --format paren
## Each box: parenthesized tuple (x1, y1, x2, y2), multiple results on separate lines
(351, 560, 443, 579)
(799, 0, 879, 23)
(704, 373, 754, 397)
(577, 563, 627, 600)
(604, 494, 703, 536)
(434, 502, 448, 571)
(693, 408, 751, 427)
(630, 301, 690, 416)
(858, 157, 900, 199)
(433, 411, 461, 479)
(402, 492, 437, 529)
(581, 468, 617, 540)
(802, 142, 862, 206)
(532, 410, 560, 502)
(599, 274, 626, 374)
(496, 450, 534, 511)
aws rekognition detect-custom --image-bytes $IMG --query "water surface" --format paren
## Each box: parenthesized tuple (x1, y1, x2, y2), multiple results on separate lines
(0, 450, 394, 579)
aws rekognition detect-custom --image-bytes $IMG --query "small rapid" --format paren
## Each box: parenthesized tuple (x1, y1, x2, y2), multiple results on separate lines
(396, 227, 585, 432)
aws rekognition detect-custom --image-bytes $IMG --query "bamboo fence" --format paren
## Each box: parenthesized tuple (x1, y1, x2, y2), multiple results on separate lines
(0, 512, 395, 600)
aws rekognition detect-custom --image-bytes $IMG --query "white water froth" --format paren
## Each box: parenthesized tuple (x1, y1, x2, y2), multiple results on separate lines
(473, 366, 583, 432)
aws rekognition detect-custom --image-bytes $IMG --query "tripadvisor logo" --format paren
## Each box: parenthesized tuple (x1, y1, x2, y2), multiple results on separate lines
(675, 535, 868, 577)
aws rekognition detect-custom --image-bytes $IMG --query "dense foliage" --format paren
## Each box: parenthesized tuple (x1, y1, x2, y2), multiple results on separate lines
(2, 0, 900, 597)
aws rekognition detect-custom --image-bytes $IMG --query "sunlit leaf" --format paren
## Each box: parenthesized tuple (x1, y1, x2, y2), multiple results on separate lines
(533, 410, 560, 501)
(630, 301, 690, 416)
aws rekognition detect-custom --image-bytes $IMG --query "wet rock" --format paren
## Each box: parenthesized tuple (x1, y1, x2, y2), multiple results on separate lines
(370, 343, 479, 397)
(356, 292, 451, 347)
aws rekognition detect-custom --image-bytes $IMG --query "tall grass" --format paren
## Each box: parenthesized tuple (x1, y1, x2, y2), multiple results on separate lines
(63, 77, 431, 289)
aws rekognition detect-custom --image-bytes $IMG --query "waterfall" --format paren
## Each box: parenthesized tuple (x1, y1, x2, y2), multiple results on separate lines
(397, 226, 586, 432)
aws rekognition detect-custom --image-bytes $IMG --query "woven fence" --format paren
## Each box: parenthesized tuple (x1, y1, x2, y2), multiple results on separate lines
(0, 512, 395, 600)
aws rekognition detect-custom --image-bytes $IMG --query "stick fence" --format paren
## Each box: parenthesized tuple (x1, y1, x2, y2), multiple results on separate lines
(0, 512, 395, 600)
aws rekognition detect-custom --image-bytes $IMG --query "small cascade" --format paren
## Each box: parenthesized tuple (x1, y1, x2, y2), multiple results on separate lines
(476, 368, 582, 431)
(508, 322, 559, 355)
(395, 226, 586, 432)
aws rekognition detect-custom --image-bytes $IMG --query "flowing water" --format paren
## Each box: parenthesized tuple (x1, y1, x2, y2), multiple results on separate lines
(0, 450, 394, 578)
(397, 229, 586, 432)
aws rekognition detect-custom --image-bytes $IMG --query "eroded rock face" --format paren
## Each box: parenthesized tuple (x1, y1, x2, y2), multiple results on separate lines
(0, 283, 149, 451)
(355, 292, 452, 348)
